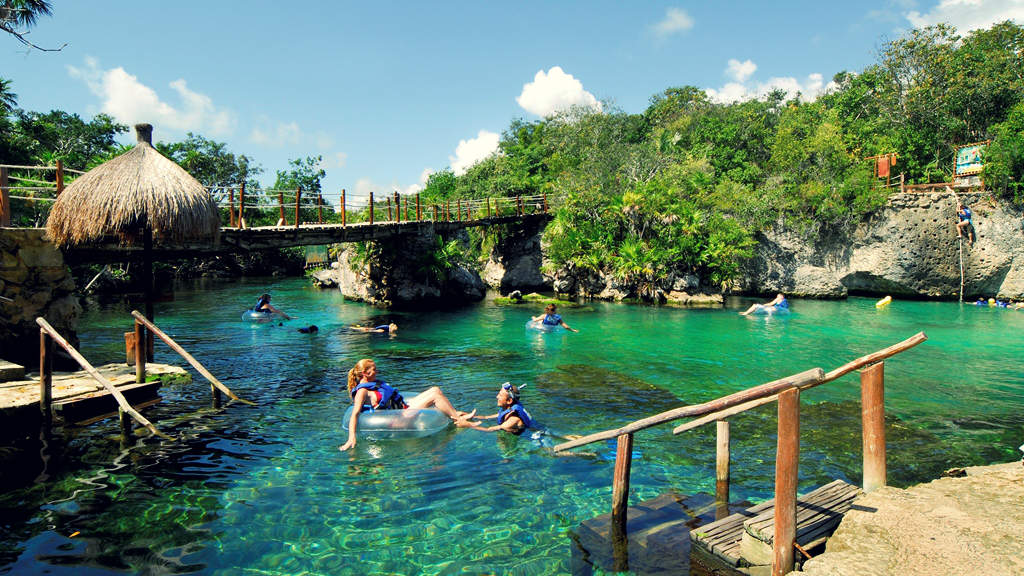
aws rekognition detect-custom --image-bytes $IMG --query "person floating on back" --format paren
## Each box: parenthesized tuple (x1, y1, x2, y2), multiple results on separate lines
(456, 382, 535, 435)
(531, 304, 578, 332)
(740, 293, 788, 316)
(253, 293, 292, 319)
(956, 203, 975, 247)
(350, 322, 398, 334)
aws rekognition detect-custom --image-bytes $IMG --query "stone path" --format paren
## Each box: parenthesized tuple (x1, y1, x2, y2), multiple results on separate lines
(796, 461, 1024, 576)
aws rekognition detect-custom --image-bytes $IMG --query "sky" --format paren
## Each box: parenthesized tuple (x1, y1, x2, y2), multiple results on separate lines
(3, 1, 1023, 206)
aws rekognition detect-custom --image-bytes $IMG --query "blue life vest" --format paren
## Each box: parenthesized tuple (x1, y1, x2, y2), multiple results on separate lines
(775, 298, 789, 309)
(351, 380, 406, 411)
(498, 403, 534, 432)
(373, 325, 391, 332)
(253, 296, 272, 313)
(541, 313, 562, 326)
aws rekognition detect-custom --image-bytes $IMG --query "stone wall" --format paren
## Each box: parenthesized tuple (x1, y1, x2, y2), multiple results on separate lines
(739, 191, 1024, 299)
(0, 229, 81, 367)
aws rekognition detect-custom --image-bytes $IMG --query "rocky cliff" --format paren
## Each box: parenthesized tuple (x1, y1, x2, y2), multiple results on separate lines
(739, 190, 1024, 299)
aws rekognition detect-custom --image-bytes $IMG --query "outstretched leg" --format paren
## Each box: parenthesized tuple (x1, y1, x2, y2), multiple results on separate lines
(406, 386, 475, 420)
(739, 304, 760, 316)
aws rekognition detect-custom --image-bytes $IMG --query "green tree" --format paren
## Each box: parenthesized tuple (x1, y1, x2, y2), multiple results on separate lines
(12, 110, 127, 169)
(0, 77, 16, 113)
(985, 100, 1024, 206)
(157, 133, 261, 186)
(0, 0, 63, 51)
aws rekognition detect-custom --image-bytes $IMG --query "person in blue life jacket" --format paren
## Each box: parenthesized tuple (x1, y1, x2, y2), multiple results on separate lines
(956, 203, 975, 246)
(456, 382, 536, 436)
(740, 293, 788, 316)
(339, 358, 475, 451)
(350, 322, 398, 334)
(531, 304, 578, 332)
(253, 293, 292, 319)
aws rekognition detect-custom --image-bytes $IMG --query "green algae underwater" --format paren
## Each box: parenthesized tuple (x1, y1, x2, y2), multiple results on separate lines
(1, 276, 1021, 575)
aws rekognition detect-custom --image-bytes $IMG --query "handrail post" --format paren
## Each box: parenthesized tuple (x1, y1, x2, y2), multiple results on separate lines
(445, 201, 450, 221)
(404, 195, 409, 221)
(773, 387, 800, 576)
(134, 317, 146, 383)
(386, 196, 393, 221)
(0, 166, 9, 227)
(278, 190, 285, 225)
(228, 188, 236, 227)
(395, 191, 401, 222)
(416, 193, 421, 221)
(39, 329, 53, 417)
(56, 159, 64, 195)
(238, 182, 247, 229)
(517, 195, 523, 216)
(294, 186, 301, 228)
(861, 362, 887, 492)
(341, 189, 347, 226)
(433, 204, 438, 221)
(487, 197, 491, 218)
(543, 192, 548, 212)
(369, 192, 374, 224)
(317, 193, 323, 224)
(457, 199, 462, 221)
(716, 420, 731, 520)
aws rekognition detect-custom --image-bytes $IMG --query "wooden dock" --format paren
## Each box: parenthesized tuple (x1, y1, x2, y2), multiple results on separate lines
(690, 479, 862, 572)
(0, 362, 190, 424)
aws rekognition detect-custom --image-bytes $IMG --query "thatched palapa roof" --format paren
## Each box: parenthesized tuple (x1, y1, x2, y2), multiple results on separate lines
(46, 123, 220, 247)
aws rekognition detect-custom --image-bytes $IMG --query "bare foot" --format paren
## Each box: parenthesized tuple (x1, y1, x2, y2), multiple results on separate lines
(455, 409, 477, 420)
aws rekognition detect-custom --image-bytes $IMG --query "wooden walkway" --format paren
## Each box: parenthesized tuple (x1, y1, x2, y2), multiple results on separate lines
(0, 362, 190, 424)
(690, 479, 862, 570)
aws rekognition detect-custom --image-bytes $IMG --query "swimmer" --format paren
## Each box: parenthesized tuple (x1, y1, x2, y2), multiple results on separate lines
(252, 293, 293, 320)
(456, 382, 535, 435)
(531, 304, 578, 332)
(740, 293, 787, 316)
(339, 359, 474, 451)
(350, 322, 398, 334)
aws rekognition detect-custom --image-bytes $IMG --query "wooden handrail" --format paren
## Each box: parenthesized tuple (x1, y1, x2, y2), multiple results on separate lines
(36, 317, 171, 440)
(670, 332, 927, 435)
(552, 368, 824, 452)
(131, 311, 254, 405)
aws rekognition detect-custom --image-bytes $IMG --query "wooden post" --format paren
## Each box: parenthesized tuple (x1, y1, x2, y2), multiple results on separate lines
(395, 192, 401, 222)
(55, 159, 64, 195)
(445, 201, 450, 221)
(134, 317, 146, 383)
(404, 196, 409, 221)
(900, 173, 905, 194)
(433, 205, 439, 221)
(773, 387, 800, 576)
(517, 195, 523, 216)
(341, 189, 347, 226)
(238, 182, 247, 229)
(861, 362, 887, 492)
(543, 192, 548, 212)
(487, 197, 492, 218)
(119, 407, 132, 439)
(212, 382, 222, 408)
(317, 193, 323, 224)
(278, 191, 285, 225)
(0, 166, 9, 227)
(294, 186, 301, 228)
(612, 432, 633, 524)
(369, 192, 374, 224)
(716, 420, 731, 520)
(39, 330, 53, 417)
(457, 199, 462, 221)
(228, 188, 236, 227)
(416, 193, 421, 221)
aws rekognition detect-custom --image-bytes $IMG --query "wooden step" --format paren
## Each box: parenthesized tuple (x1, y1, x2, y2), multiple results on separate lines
(0, 360, 25, 383)
(690, 479, 862, 568)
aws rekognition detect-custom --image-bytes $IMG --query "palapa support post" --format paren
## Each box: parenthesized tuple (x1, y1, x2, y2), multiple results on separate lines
(39, 329, 53, 418)
(773, 387, 800, 576)
(294, 186, 301, 229)
(238, 182, 247, 229)
(317, 193, 323, 224)
(861, 362, 887, 492)
(369, 192, 374, 224)
(716, 419, 731, 520)
(228, 188, 236, 227)
(341, 189, 347, 226)
(55, 159, 64, 195)
(134, 317, 146, 383)
(278, 191, 285, 226)
(0, 166, 9, 227)
(142, 227, 154, 362)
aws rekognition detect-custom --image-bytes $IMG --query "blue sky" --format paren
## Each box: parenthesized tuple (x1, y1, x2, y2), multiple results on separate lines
(3, 1, 1022, 204)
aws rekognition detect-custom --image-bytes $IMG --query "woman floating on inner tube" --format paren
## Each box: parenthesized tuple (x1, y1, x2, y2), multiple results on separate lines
(457, 382, 536, 435)
(531, 304, 579, 332)
(739, 293, 788, 316)
(339, 359, 475, 451)
(350, 322, 398, 334)
(253, 293, 292, 319)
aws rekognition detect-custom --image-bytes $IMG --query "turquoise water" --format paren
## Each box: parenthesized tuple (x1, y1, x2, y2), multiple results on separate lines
(1, 277, 1022, 575)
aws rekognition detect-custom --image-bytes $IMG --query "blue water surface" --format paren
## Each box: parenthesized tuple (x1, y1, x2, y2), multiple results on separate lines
(1, 277, 1022, 575)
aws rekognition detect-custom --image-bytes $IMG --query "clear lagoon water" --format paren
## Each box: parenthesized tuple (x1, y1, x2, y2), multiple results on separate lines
(1, 277, 1022, 574)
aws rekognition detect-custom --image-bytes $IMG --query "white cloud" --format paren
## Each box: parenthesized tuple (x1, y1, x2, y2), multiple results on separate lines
(726, 59, 757, 82)
(906, 0, 1024, 32)
(351, 169, 432, 206)
(516, 66, 601, 117)
(249, 120, 302, 147)
(706, 59, 832, 104)
(450, 130, 500, 176)
(653, 7, 694, 36)
(325, 152, 348, 170)
(67, 57, 234, 137)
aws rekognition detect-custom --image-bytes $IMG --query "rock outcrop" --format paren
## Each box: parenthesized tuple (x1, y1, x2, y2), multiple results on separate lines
(740, 190, 1024, 299)
(480, 222, 550, 294)
(0, 229, 81, 368)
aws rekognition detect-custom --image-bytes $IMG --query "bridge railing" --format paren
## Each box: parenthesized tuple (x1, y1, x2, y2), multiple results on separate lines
(2, 164, 557, 230)
(553, 332, 927, 576)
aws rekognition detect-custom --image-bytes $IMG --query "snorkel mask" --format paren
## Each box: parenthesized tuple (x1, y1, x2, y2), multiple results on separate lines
(501, 381, 526, 402)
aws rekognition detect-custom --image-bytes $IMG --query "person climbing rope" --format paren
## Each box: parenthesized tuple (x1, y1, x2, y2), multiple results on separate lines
(956, 203, 975, 247)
